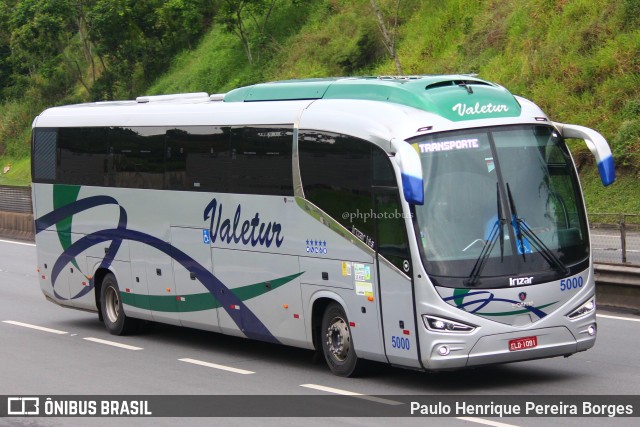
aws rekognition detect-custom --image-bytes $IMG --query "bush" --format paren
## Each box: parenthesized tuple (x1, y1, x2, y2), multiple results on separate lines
(613, 120, 640, 169)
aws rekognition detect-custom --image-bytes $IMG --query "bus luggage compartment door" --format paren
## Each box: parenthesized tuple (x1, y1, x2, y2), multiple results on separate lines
(213, 249, 305, 346)
(170, 226, 218, 332)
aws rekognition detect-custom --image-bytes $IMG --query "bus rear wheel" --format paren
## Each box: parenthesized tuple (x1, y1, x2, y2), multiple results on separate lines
(321, 303, 361, 377)
(100, 273, 137, 335)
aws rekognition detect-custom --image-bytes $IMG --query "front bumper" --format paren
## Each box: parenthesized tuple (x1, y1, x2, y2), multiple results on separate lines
(424, 324, 596, 371)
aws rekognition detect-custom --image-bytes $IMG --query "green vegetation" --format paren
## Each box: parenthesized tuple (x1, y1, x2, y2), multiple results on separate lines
(1, 0, 638, 216)
(580, 166, 640, 215)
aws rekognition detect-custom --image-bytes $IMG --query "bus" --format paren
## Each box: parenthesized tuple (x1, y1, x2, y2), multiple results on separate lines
(31, 76, 615, 376)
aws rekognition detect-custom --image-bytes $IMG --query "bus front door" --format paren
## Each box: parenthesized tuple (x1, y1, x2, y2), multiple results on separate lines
(374, 187, 421, 368)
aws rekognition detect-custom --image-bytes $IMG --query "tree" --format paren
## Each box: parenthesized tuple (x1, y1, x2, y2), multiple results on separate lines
(370, 0, 402, 75)
(9, 0, 75, 77)
(4, 0, 86, 102)
(74, 0, 98, 84)
(87, 0, 215, 99)
(0, 1, 15, 97)
(217, 0, 278, 65)
(158, 0, 217, 51)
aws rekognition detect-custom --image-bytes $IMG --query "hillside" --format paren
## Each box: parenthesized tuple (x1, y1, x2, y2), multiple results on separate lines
(0, 0, 638, 215)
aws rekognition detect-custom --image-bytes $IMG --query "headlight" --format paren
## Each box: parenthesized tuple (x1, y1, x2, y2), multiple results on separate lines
(567, 296, 595, 320)
(422, 315, 476, 333)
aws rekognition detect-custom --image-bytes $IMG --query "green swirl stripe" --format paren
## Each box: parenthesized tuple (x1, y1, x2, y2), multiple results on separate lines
(121, 271, 304, 312)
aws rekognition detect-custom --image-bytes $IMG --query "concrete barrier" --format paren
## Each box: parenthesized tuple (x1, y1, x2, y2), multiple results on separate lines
(0, 211, 35, 241)
(594, 264, 640, 311)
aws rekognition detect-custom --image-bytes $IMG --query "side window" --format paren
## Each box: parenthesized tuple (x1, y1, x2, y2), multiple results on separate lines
(299, 131, 375, 247)
(32, 128, 57, 182)
(374, 188, 411, 273)
(230, 126, 293, 196)
(109, 127, 165, 189)
(372, 146, 397, 186)
(166, 126, 231, 192)
(58, 127, 109, 186)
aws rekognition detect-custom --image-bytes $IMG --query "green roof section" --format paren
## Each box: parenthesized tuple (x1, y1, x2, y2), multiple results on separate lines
(223, 79, 335, 102)
(223, 75, 522, 122)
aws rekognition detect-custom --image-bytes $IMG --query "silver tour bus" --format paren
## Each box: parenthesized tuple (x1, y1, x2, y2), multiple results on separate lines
(31, 76, 615, 376)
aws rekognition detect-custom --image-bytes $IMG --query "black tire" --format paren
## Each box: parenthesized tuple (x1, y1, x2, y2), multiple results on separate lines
(321, 302, 362, 377)
(100, 273, 137, 335)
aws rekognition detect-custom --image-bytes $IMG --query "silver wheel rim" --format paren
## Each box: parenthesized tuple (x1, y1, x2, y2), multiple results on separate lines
(105, 286, 120, 324)
(325, 315, 350, 362)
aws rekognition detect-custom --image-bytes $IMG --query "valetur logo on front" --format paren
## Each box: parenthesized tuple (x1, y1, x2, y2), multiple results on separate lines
(452, 102, 509, 117)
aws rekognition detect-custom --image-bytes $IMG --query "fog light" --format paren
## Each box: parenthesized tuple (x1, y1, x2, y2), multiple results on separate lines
(437, 345, 450, 356)
(588, 325, 596, 336)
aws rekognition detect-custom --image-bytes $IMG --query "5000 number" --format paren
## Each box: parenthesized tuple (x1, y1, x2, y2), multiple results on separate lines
(560, 276, 584, 291)
(391, 336, 410, 350)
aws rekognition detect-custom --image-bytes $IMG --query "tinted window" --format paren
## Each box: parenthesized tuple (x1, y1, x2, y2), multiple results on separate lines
(166, 126, 231, 192)
(34, 125, 293, 195)
(58, 127, 109, 186)
(374, 188, 411, 273)
(110, 127, 165, 189)
(32, 128, 57, 182)
(299, 131, 375, 247)
(373, 147, 396, 186)
(230, 126, 293, 195)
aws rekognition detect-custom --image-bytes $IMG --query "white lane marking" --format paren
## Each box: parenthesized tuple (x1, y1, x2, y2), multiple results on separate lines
(300, 384, 403, 405)
(597, 314, 640, 323)
(2, 320, 68, 335)
(83, 337, 143, 350)
(301, 385, 518, 424)
(0, 239, 36, 247)
(179, 358, 255, 375)
(458, 417, 520, 427)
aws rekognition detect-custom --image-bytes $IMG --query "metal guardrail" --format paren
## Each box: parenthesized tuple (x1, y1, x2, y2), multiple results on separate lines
(0, 185, 34, 241)
(0, 184, 32, 213)
(590, 213, 640, 266)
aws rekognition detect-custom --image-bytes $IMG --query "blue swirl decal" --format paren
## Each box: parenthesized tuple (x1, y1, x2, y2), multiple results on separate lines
(37, 195, 279, 344)
(443, 290, 549, 319)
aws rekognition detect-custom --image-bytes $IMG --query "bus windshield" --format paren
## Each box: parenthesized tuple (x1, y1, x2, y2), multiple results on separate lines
(411, 125, 589, 289)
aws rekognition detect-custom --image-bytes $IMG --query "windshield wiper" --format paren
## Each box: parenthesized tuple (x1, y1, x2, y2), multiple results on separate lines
(506, 184, 569, 275)
(506, 183, 528, 261)
(464, 183, 505, 287)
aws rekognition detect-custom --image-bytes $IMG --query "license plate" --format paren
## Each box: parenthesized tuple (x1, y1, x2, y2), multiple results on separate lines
(509, 336, 538, 351)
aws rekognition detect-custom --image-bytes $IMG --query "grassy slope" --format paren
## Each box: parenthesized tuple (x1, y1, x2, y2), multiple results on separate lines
(1, 0, 638, 216)
(373, 0, 640, 215)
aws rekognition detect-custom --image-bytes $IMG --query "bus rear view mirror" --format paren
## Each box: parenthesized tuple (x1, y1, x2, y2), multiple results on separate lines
(391, 138, 424, 205)
(553, 122, 615, 186)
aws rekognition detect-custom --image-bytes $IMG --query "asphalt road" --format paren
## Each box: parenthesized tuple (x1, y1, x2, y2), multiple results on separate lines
(0, 238, 639, 427)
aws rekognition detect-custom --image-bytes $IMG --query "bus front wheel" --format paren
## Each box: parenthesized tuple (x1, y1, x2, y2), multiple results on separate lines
(100, 273, 137, 335)
(321, 303, 361, 377)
